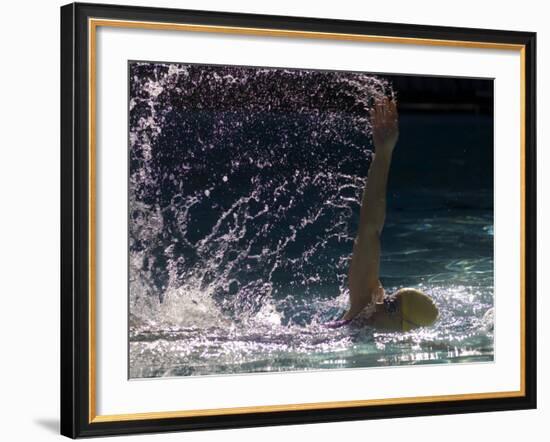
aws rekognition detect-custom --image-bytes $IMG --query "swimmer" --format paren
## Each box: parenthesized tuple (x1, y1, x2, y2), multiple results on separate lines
(328, 96, 438, 331)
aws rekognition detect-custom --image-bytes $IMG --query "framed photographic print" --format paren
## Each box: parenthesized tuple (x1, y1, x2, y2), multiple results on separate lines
(60, 2, 537, 438)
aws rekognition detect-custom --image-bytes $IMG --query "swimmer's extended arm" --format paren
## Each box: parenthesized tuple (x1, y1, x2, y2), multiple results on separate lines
(343, 97, 398, 321)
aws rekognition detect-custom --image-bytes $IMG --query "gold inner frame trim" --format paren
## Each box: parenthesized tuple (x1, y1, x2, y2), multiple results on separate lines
(88, 17, 527, 424)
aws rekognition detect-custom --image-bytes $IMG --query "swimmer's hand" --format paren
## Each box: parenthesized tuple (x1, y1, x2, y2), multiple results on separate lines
(370, 96, 399, 157)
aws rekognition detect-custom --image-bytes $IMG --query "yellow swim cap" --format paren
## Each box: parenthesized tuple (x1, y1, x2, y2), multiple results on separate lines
(396, 288, 439, 332)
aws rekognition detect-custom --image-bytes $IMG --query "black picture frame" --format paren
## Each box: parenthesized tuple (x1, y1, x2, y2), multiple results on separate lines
(61, 2, 537, 438)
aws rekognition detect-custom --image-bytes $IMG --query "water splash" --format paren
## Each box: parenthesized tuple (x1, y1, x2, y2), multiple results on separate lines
(129, 62, 392, 327)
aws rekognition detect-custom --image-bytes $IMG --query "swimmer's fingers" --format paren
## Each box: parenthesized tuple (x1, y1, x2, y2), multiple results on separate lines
(369, 98, 380, 122)
(378, 96, 387, 114)
(370, 98, 386, 130)
(379, 98, 398, 134)
(370, 96, 399, 150)
(387, 98, 398, 122)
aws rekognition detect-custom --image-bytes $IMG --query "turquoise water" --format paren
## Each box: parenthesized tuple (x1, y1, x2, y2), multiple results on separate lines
(129, 193, 494, 378)
(128, 63, 493, 379)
